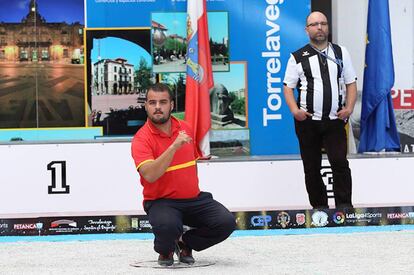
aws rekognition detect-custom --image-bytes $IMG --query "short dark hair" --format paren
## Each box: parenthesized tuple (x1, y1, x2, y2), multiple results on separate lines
(146, 83, 174, 101)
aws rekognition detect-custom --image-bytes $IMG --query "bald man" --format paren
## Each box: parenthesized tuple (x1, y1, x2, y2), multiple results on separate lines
(283, 11, 357, 209)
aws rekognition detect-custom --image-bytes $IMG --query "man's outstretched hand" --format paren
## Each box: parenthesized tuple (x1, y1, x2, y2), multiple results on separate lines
(171, 131, 192, 150)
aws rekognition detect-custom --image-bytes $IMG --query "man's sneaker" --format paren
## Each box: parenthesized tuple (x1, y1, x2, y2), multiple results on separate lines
(157, 252, 174, 266)
(176, 241, 195, 264)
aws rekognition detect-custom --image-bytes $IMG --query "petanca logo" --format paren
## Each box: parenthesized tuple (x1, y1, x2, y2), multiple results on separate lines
(387, 213, 413, 219)
(14, 223, 42, 230)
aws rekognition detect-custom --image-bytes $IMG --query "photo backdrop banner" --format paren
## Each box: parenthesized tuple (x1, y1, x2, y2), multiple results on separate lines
(86, 0, 310, 155)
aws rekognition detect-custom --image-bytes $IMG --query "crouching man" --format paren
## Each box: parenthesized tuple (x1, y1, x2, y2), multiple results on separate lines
(131, 83, 236, 266)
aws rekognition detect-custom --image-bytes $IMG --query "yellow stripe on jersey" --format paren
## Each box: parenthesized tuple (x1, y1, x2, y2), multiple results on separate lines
(165, 160, 196, 172)
(136, 159, 154, 170)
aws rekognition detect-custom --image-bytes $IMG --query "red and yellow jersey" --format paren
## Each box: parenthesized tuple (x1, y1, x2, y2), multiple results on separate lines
(131, 116, 200, 201)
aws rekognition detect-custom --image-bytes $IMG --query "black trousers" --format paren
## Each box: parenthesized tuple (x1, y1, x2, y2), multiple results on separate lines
(294, 118, 353, 208)
(144, 192, 236, 256)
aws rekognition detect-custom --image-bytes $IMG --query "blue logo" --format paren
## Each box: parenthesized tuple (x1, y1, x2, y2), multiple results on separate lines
(251, 215, 272, 227)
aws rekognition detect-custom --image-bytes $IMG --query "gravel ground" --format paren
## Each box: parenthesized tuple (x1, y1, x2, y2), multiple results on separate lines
(0, 230, 413, 275)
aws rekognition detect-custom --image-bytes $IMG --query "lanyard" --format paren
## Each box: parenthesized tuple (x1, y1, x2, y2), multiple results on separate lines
(310, 43, 343, 76)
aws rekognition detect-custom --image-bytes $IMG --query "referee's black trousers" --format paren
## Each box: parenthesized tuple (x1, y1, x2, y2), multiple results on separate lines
(144, 192, 236, 256)
(295, 118, 353, 208)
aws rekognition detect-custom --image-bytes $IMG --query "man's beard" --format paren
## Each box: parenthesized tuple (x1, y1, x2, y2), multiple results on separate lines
(149, 111, 171, 125)
(310, 33, 328, 46)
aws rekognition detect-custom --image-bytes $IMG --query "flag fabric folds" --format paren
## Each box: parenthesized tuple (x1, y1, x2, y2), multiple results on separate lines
(358, 0, 400, 153)
(185, 0, 214, 157)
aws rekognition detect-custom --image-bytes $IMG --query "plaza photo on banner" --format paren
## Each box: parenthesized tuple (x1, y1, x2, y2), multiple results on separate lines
(0, 0, 86, 128)
(86, 28, 153, 136)
(151, 11, 229, 73)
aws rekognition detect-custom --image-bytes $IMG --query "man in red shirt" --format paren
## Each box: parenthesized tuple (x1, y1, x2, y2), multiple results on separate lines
(131, 83, 235, 266)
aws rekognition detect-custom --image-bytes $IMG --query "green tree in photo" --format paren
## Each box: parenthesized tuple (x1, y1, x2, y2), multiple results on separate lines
(229, 93, 245, 115)
(163, 73, 186, 112)
(164, 38, 186, 53)
(135, 57, 152, 92)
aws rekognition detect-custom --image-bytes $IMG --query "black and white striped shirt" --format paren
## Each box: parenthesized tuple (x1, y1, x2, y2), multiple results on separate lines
(283, 43, 356, 120)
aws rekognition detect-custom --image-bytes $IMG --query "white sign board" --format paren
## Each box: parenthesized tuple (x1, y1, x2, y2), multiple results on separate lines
(0, 142, 413, 217)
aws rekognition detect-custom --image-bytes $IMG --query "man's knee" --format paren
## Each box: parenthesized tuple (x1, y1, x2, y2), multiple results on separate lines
(219, 212, 236, 236)
(151, 219, 182, 238)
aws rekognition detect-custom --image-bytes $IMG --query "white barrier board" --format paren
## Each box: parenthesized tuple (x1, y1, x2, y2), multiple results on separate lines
(0, 142, 413, 217)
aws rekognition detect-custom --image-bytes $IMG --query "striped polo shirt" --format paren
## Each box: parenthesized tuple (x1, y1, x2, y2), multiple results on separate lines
(131, 116, 200, 201)
(283, 43, 357, 120)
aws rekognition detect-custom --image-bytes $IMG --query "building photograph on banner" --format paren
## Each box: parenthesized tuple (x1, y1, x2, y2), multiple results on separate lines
(0, 0, 86, 128)
(85, 28, 153, 136)
(151, 11, 229, 73)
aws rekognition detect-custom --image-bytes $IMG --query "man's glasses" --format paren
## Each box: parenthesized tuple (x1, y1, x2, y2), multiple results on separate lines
(307, 21, 328, 28)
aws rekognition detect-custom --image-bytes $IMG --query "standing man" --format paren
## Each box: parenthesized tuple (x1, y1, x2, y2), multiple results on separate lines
(283, 11, 357, 209)
(131, 83, 235, 266)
